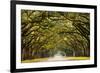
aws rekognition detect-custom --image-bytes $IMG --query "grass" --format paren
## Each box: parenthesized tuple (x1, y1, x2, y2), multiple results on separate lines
(21, 57, 90, 63)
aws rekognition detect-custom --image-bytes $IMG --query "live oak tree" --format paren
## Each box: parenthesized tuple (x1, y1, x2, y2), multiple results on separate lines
(21, 10, 90, 61)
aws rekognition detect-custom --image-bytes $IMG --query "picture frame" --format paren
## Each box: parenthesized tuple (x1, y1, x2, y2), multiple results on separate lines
(10, 0, 97, 73)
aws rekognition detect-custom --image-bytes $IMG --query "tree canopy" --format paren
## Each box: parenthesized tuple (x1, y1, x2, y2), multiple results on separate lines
(21, 10, 90, 61)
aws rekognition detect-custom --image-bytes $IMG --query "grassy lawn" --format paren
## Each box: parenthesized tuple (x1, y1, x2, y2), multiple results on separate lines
(22, 57, 90, 63)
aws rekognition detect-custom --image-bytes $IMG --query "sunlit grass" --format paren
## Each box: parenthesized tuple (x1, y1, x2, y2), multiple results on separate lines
(22, 58, 48, 63)
(22, 57, 90, 63)
(64, 57, 90, 60)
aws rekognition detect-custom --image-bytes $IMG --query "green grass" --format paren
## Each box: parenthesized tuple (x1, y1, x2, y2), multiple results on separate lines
(22, 57, 90, 63)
